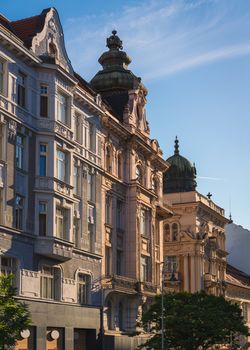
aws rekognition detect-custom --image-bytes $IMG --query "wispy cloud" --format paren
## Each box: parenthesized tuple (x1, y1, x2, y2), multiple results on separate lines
(197, 176, 225, 181)
(64, 0, 250, 82)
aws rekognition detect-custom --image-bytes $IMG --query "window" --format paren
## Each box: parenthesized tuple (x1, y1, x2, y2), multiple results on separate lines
(118, 302, 123, 331)
(40, 85, 48, 117)
(107, 301, 112, 329)
(39, 144, 47, 176)
(106, 146, 112, 172)
(56, 150, 67, 182)
(164, 224, 170, 242)
(136, 165, 142, 183)
(105, 247, 111, 276)
(39, 202, 47, 236)
(141, 256, 149, 282)
(56, 207, 67, 240)
(49, 42, 58, 58)
(87, 205, 95, 225)
(242, 303, 248, 323)
(0, 257, 16, 276)
(74, 115, 82, 143)
(116, 250, 122, 275)
(140, 208, 150, 237)
(165, 256, 177, 273)
(87, 172, 95, 202)
(0, 61, 4, 95)
(73, 217, 80, 246)
(41, 266, 54, 299)
(117, 153, 122, 179)
(172, 223, 178, 241)
(15, 195, 24, 229)
(77, 274, 90, 305)
(17, 72, 26, 108)
(105, 195, 112, 225)
(16, 134, 24, 169)
(73, 165, 80, 195)
(116, 200, 123, 229)
(57, 93, 67, 124)
(88, 205, 95, 252)
(89, 123, 95, 152)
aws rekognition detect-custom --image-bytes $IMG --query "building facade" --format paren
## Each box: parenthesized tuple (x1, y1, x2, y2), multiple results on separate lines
(0, 7, 172, 350)
(162, 138, 228, 295)
(0, 8, 106, 350)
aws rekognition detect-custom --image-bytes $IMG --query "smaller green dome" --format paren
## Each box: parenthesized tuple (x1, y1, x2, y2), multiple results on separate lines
(163, 137, 197, 193)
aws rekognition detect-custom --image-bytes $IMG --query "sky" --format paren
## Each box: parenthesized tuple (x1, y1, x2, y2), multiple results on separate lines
(2, 0, 250, 229)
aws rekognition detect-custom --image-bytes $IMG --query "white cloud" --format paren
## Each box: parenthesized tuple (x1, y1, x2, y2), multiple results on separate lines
(64, 0, 250, 82)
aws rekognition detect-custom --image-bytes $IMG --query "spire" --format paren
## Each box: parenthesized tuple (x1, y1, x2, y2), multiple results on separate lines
(174, 136, 179, 155)
(106, 30, 123, 50)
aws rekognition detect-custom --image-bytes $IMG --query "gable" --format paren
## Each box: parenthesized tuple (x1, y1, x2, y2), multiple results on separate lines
(30, 8, 73, 74)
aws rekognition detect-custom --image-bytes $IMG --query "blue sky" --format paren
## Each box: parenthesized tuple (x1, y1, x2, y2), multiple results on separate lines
(2, 0, 250, 229)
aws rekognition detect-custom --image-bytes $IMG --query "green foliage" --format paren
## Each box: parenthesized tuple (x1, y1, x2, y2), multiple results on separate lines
(139, 290, 249, 350)
(0, 274, 31, 349)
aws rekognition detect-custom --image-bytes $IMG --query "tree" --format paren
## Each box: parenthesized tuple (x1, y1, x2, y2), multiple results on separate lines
(0, 274, 31, 350)
(139, 291, 249, 350)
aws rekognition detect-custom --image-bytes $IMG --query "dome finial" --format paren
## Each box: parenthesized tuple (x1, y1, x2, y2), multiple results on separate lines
(107, 29, 123, 50)
(174, 136, 179, 155)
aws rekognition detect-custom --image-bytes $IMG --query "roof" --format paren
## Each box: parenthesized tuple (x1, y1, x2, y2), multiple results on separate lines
(226, 264, 250, 287)
(0, 8, 50, 48)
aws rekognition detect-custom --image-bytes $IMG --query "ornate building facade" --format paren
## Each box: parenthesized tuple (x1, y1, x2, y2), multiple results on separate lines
(162, 138, 228, 295)
(0, 7, 172, 350)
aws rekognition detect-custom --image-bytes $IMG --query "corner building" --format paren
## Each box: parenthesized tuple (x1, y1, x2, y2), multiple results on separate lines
(0, 8, 105, 350)
(0, 8, 172, 350)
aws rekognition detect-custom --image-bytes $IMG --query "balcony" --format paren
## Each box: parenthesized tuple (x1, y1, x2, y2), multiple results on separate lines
(136, 281, 158, 295)
(103, 274, 137, 294)
(163, 272, 181, 287)
(35, 177, 73, 198)
(37, 120, 73, 142)
(34, 236, 73, 261)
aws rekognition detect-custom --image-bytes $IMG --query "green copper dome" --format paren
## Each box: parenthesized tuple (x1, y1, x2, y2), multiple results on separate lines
(163, 137, 197, 193)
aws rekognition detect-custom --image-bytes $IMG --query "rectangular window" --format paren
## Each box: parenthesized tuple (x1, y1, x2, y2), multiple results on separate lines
(40, 85, 48, 117)
(165, 256, 177, 273)
(116, 250, 122, 275)
(56, 207, 67, 240)
(140, 208, 150, 237)
(17, 72, 26, 108)
(73, 165, 80, 195)
(77, 274, 90, 305)
(116, 200, 123, 229)
(74, 115, 82, 143)
(141, 256, 149, 282)
(89, 123, 95, 152)
(105, 195, 111, 225)
(15, 195, 24, 229)
(16, 134, 24, 169)
(39, 202, 47, 236)
(0, 61, 4, 95)
(56, 150, 66, 182)
(73, 217, 80, 246)
(39, 144, 47, 176)
(0, 257, 16, 276)
(87, 172, 95, 202)
(105, 246, 111, 276)
(41, 266, 54, 299)
(57, 93, 67, 124)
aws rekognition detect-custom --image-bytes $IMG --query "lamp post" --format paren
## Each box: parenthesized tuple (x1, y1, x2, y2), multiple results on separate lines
(161, 260, 166, 350)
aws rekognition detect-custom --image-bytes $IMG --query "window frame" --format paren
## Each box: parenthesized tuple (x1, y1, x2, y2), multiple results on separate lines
(16, 134, 24, 170)
(56, 206, 68, 240)
(39, 143, 47, 176)
(77, 273, 90, 305)
(40, 85, 48, 118)
(56, 149, 67, 183)
(17, 71, 26, 108)
(15, 194, 24, 230)
(39, 201, 47, 236)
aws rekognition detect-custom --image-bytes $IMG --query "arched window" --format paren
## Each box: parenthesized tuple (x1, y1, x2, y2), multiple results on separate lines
(172, 223, 178, 241)
(164, 224, 170, 242)
(49, 42, 58, 59)
(136, 165, 142, 184)
(107, 300, 112, 330)
(106, 146, 112, 172)
(117, 153, 122, 179)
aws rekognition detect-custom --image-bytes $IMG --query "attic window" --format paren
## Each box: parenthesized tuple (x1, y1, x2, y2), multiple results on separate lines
(49, 42, 58, 59)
